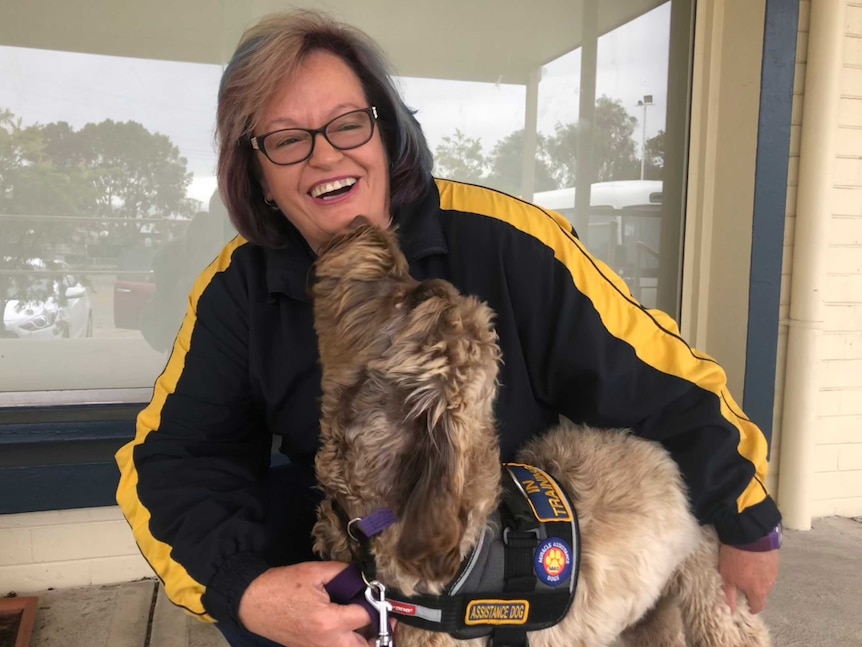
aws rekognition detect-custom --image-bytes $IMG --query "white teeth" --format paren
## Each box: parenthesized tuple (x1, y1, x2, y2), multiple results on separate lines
(310, 177, 357, 199)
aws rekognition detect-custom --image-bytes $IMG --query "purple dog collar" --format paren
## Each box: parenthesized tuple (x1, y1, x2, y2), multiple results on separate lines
(348, 508, 398, 539)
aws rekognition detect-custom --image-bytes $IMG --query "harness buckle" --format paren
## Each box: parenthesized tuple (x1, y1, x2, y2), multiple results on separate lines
(502, 526, 541, 545)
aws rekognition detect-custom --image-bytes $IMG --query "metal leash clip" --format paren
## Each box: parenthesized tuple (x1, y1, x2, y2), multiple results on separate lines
(364, 579, 393, 647)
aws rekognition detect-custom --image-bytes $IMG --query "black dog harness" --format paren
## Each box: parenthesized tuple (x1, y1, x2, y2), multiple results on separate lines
(335, 463, 580, 647)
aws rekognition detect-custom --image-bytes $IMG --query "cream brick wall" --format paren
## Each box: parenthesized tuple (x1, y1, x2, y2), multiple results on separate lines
(816, 0, 862, 516)
(0, 506, 153, 593)
(777, 0, 862, 517)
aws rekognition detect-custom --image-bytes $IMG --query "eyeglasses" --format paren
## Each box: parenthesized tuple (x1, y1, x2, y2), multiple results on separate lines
(250, 107, 379, 166)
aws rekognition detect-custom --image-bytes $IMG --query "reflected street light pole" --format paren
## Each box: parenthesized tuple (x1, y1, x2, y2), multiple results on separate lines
(637, 94, 654, 180)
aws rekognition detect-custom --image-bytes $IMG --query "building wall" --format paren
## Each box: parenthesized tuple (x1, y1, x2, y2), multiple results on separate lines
(776, 0, 862, 517)
(3, 0, 860, 596)
(0, 507, 153, 593)
(815, 0, 862, 515)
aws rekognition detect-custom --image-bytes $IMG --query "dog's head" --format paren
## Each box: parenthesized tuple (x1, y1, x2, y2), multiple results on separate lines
(311, 220, 414, 369)
(311, 223, 503, 592)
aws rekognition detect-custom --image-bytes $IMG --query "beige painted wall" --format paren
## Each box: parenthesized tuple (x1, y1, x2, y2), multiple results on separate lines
(776, 0, 862, 517)
(682, 0, 765, 402)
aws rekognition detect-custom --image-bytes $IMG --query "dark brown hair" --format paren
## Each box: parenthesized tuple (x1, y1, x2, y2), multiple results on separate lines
(216, 10, 433, 248)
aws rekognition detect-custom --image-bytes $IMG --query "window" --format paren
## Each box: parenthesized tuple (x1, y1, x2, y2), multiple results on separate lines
(0, 0, 693, 405)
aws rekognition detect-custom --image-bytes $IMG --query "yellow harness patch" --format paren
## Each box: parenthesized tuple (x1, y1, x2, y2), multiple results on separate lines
(464, 599, 530, 626)
(505, 463, 573, 523)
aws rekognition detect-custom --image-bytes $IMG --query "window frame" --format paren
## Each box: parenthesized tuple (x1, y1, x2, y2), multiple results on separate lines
(0, 0, 798, 513)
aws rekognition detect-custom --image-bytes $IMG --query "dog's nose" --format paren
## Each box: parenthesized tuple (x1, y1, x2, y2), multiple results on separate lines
(347, 215, 372, 231)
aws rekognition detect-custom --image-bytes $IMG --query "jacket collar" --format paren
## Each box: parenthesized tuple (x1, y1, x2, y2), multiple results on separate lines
(263, 223, 317, 303)
(263, 177, 447, 303)
(393, 178, 448, 263)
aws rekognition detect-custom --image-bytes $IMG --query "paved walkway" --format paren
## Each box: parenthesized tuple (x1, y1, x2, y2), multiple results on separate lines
(23, 516, 862, 646)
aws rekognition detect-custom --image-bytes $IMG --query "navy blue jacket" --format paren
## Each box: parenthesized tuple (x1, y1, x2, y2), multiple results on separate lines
(116, 178, 781, 624)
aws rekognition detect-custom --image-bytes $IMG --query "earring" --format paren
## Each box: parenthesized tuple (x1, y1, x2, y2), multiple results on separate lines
(264, 197, 280, 211)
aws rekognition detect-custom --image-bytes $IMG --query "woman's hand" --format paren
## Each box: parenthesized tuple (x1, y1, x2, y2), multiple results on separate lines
(238, 561, 374, 647)
(718, 544, 780, 614)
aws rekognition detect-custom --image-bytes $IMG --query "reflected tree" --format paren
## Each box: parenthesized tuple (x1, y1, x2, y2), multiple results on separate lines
(545, 95, 641, 186)
(0, 110, 95, 336)
(0, 108, 195, 336)
(485, 130, 557, 196)
(433, 129, 488, 184)
(42, 119, 196, 248)
(433, 96, 645, 195)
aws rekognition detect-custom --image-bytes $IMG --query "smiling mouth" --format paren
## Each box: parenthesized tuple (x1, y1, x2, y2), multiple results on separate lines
(310, 177, 358, 200)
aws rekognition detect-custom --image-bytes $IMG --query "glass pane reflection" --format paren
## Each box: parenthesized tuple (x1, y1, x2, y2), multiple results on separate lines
(0, 0, 692, 397)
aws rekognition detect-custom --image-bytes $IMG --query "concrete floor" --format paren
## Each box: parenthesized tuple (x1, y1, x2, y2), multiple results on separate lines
(22, 516, 862, 646)
(758, 516, 862, 646)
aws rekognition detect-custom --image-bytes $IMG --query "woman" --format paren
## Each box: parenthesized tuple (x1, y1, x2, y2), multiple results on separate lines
(115, 10, 781, 647)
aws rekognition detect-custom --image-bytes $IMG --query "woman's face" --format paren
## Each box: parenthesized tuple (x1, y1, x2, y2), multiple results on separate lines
(255, 50, 391, 253)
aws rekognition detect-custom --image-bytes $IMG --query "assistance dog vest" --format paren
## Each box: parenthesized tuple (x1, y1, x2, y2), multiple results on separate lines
(387, 463, 580, 646)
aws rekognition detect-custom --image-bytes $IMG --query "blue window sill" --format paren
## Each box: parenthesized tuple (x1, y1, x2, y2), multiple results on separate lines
(0, 404, 140, 514)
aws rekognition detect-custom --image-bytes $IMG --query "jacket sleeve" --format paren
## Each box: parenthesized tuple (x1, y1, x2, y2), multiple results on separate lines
(499, 206, 781, 546)
(115, 239, 273, 624)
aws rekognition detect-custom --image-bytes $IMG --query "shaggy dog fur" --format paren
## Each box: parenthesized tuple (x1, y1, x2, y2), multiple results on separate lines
(310, 223, 770, 647)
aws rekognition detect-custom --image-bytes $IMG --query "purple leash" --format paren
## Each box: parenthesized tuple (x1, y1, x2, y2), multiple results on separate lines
(324, 562, 378, 618)
(325, 507, 399, 645)
(325, 563, 397, 646)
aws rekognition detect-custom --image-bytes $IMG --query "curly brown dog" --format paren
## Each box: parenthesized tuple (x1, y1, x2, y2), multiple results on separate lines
(310, 222, 770, 647)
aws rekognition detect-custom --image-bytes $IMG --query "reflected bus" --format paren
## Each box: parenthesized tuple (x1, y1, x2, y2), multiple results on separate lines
(533, 180, 663, 307)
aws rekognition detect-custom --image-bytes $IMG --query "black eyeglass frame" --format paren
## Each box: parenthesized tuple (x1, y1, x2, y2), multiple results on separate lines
(249, 106, 379, 166)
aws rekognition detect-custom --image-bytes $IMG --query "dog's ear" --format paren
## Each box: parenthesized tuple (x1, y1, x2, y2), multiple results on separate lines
(394, 413, 466, 584)
(377, 285, 501, 584)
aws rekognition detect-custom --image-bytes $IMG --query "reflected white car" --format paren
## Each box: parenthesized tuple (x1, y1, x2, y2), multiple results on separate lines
(2, 261, 93, 339)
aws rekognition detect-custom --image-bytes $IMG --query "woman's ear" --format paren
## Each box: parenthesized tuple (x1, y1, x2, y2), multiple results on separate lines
(257, 171, 272, 201)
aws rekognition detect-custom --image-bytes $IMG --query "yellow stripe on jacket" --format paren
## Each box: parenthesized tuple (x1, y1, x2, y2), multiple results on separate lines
(435, 178, 770, 515)
(115, 236, 247, 621)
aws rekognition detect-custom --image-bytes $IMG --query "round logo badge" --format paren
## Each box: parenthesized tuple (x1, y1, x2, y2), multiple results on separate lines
(534, 537, 573, 586)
